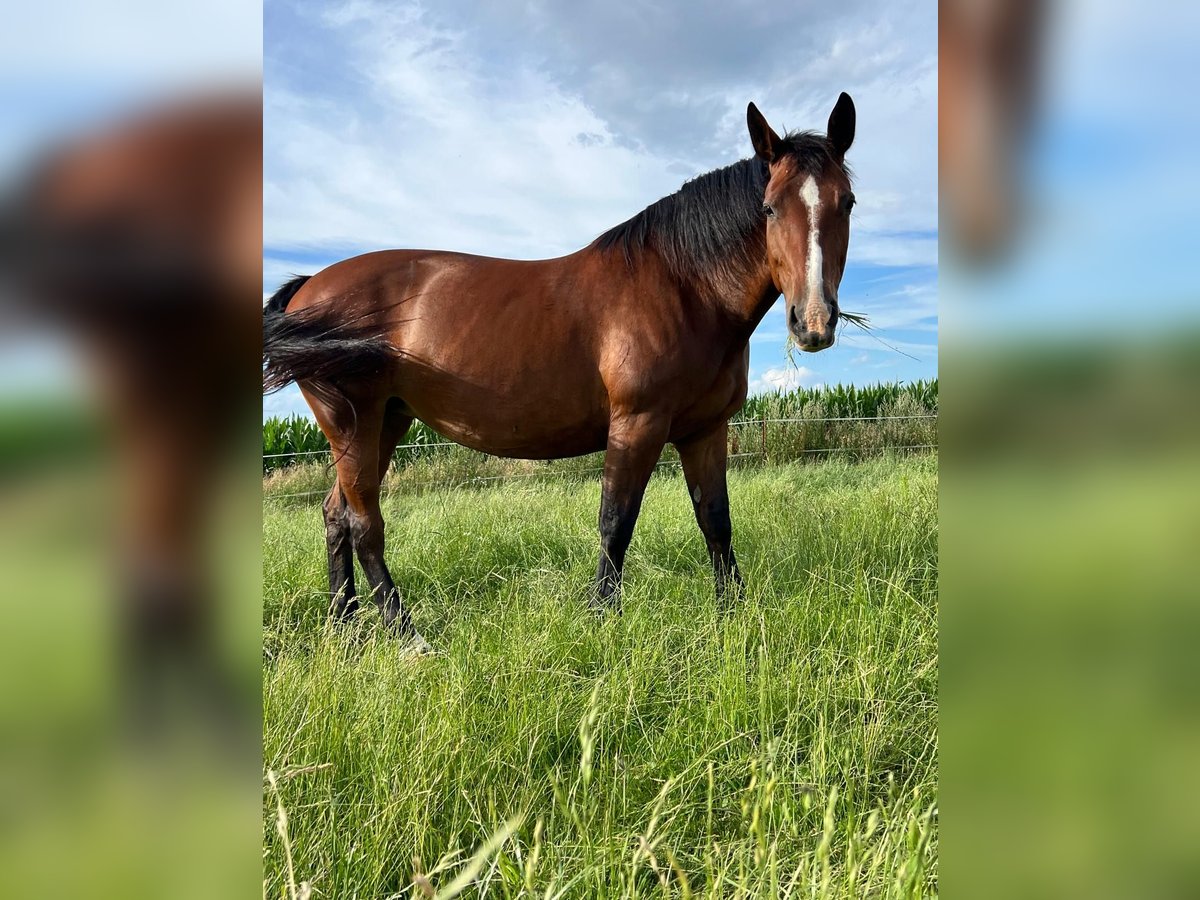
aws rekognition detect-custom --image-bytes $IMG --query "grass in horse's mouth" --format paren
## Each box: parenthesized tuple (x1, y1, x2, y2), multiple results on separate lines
(838, 309, 923, 362)
(839, 309, 871, 330)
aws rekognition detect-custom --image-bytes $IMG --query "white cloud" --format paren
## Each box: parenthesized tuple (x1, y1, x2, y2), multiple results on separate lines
(748, 365, 823, 395)
(849, 233, 938, 269)
(265, 3, 686, 261)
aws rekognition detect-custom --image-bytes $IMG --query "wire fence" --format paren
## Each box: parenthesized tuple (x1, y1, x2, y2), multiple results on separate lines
(262, 413, 937, 504)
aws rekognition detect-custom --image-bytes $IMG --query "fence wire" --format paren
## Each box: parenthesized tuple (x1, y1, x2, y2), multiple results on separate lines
(263, 412, 937, 503)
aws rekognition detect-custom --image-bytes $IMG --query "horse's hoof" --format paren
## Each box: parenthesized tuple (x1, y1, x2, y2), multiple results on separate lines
(588, 599, 622, 618)
(398, 630, 434, 660)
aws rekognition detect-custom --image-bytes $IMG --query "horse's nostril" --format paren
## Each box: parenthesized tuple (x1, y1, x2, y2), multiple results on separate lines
(788, 306, 803, 332)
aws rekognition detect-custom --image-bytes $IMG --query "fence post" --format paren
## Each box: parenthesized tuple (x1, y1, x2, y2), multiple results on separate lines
(760, 416, 767, 462)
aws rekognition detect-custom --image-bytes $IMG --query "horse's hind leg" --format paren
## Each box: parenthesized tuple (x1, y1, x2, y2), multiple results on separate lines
(334, 402, 424, 641)
(377, 400, 413, 485)
(309, 390, 423, 643)
(366, 401, 419, 630)
(303, 387, 361, 620)
(323, 481, 358, 619)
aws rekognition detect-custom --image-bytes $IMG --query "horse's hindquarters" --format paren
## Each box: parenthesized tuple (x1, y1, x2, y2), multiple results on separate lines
(319, 250, 611, 459)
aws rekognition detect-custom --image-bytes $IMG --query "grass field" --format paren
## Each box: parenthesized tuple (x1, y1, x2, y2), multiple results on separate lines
(263, 453, 938, 898)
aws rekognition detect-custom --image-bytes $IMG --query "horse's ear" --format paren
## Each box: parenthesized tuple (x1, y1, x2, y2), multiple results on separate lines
(747, 102, 781, 163)
(827, 92, 856, 160)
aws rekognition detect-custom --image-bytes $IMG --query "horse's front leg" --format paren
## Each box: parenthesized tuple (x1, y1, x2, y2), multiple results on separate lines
(592, 413, 667, 611)
(676, 420, 745, 604)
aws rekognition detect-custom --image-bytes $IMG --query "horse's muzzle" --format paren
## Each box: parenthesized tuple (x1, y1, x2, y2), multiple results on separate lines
(787, 300, 837, 352)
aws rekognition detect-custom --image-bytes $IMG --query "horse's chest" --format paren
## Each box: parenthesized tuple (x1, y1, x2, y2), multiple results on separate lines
(671, 350, 749, 435)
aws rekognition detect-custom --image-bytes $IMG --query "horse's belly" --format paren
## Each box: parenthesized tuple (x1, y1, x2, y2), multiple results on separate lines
(401, 361, 609, 459)
(418, 408, 608, 460)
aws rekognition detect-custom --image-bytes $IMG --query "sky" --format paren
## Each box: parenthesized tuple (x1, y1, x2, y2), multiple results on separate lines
(263, 0, 938, 420)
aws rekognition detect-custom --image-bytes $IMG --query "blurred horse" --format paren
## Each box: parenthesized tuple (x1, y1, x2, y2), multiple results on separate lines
(940, 0, 1044, 261)
(3, 92, 262, 720)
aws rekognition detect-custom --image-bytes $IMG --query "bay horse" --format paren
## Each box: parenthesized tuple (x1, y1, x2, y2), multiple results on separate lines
(263, 95, 856, 647)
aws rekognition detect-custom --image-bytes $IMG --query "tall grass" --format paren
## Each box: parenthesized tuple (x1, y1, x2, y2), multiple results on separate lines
(263, 454, 938, 898)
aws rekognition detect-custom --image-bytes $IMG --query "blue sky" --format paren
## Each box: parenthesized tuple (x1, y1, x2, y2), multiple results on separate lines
(263, 0, 937, 419)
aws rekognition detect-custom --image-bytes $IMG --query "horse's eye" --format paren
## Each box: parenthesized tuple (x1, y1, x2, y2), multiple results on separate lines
(844, 193, 856, 214)
(762, 203, 776, 218)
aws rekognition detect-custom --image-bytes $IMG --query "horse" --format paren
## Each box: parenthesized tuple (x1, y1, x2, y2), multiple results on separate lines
(263, 94, 856, 648)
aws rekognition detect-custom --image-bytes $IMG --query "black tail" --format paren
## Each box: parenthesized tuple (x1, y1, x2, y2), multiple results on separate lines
(262, 275, 397, 404)
(263, 274, 311, 318)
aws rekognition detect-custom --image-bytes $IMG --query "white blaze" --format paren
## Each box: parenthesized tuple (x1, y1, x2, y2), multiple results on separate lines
(798, 175, 829, 331)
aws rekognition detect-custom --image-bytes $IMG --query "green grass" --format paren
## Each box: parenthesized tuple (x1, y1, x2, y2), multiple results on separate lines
(263, 454, 938, 898)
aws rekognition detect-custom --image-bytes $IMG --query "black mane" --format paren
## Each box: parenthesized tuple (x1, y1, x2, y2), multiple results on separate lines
(593, 131, 846, 288)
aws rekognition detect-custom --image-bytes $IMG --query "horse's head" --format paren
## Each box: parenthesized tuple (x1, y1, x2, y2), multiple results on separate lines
(747, 94, 855, 352)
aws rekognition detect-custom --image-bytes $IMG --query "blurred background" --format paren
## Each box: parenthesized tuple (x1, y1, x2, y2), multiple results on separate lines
(0, 2, 261, 897)
(940, 0, 1200, 896)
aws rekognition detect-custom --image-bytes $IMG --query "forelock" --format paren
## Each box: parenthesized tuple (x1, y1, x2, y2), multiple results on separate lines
(777, 130, 853, 184)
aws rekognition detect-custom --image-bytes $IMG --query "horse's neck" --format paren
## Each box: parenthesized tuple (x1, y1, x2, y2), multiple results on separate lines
(743, 271, 784, 332)
(699, 252, 778, 343)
